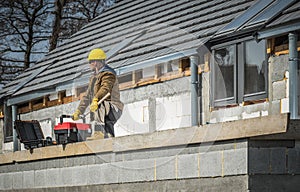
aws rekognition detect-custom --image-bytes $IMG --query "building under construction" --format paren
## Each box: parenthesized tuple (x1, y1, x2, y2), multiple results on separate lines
(0, 0, 299, 191)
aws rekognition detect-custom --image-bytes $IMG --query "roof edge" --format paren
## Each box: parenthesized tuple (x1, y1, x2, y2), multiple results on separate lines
(115, 48, 199, 75)
(256, 22, 300, 39)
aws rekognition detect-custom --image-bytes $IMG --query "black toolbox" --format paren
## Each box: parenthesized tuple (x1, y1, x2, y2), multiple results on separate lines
(14, 120, 49, 150)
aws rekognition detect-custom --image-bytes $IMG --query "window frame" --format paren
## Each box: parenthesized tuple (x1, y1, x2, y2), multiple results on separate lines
(211, 38, 268, 108)
(240, 40, 268, 102)
(211, 45, 238, 107)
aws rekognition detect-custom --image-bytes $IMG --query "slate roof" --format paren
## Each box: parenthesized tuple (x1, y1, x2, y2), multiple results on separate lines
(1, 0, 299, 105)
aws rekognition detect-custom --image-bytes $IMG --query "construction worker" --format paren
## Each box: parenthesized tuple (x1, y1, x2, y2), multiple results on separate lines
(72, 48, 123, 139)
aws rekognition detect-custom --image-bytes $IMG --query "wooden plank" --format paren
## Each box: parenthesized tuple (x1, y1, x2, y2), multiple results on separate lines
(136, 78, 160, 86)
(63, 96, 77, 104)
(33, 103, 44, 111)
(119, 81, 135, 90)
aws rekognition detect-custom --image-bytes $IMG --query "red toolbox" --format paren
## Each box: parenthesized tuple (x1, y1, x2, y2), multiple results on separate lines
(54, 122, 91, 144)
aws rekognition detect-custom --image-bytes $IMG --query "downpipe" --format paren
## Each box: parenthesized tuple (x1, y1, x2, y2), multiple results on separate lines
(12, 105, 19, 151)
(190, 55, 199, 126)
(289, 32, 298, 119)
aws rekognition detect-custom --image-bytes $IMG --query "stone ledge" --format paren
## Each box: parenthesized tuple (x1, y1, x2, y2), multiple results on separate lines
(0, 138, 113, 164)
(114, 113, 289, 152)
(0, 113, 289, 165)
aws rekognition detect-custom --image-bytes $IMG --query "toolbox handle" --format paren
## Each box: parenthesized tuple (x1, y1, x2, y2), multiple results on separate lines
(59, 92, 110, 124)
(59, 114, 86, 124)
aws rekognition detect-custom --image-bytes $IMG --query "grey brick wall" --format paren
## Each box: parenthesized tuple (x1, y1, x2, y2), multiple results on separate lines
(249, 140, 300, 175)
(0, 138, 299, 191)
(0, 139, 248, 191)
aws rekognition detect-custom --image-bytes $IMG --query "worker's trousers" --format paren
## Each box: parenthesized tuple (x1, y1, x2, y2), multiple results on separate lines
(94, 103, 122, 137)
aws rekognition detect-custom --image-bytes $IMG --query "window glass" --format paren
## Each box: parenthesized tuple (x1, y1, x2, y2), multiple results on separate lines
(214, 45, 235, 101)
(118, 72, 132, 84)
(244, 40, 266, 95)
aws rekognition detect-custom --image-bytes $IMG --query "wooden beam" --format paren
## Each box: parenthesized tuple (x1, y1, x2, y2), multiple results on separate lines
(179, 58, 190, 73)
(28, 101, 33, 111)
(274, 41, 300, 56)
(132, 70, 142, 84)
(58, 91, 65, 104)
(154, 64, 162, 79)
(204, 53, 210, 72)
(275, 47, 300, 56)
(267, 38, 275, 55)
(43, 96, 48, 107)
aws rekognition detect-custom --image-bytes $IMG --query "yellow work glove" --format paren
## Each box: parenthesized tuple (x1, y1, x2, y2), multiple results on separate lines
(90, 98, 99, 112)
(72, 109, 81, 121)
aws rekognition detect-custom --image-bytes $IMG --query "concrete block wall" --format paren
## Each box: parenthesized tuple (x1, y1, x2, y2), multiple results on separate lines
(248, 140, 300, 175)
(269, 55, 290, 112)
(0, 139, 249, 191)
(247, 140, 300, 191)
(115, 92, 191, 136)
(115, 100, 150, 136)
(116, 77, 192, 136)
(156, 92, 191, 131)
(0, 138, 299, 191)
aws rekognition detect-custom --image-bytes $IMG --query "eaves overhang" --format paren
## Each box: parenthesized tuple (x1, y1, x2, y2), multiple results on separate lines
(255, 22, 300, 40)
(6, 73, 92, 106)
(6, 88, 56, 106)
(115, 48, 199, 75)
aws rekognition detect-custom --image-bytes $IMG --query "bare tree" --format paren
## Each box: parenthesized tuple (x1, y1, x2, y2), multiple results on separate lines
(0, 0, 53, 89)
(52, 0, 114, 48)
(0, 0, 114, 89)
(49, 0, 66, 51)
(2, 0, 52, 68)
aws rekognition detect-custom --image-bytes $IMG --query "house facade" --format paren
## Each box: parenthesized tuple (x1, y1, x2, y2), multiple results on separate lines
(0, 0, 299, 191)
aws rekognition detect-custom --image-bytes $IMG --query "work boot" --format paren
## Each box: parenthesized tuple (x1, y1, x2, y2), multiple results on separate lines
(86, 131, 104, 140)
(104, 132, 114, 139)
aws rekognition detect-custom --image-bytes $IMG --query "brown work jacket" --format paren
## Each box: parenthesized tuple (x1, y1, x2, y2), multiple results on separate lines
(77, 65, 124, 115)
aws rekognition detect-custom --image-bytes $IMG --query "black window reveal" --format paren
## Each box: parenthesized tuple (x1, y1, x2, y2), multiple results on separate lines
(212, 39, 267, 107)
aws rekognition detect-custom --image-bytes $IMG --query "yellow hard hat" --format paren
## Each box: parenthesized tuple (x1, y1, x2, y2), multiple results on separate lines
(88, 48, 106, 61)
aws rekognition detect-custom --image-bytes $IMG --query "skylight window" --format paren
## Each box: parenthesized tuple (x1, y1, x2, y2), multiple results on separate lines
(216, 0, 273, 34)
